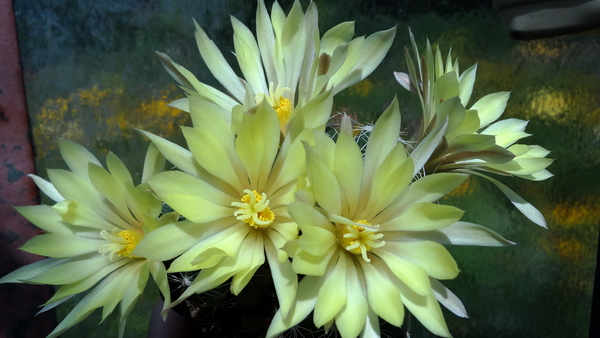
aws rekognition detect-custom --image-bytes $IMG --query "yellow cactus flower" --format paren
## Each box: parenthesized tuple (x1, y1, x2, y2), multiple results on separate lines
(0, 140, 173, 338)
(395, 30, 553, 227)
(134, 95, 311, 319)
(157, 0, 395, 135)
(267, 99, 514, 338)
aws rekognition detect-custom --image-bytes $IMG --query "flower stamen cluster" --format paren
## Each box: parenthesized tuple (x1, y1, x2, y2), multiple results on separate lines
(337, 220, 385, 262)
(99, 229, 144, 260)
(232, 189, 275, 229)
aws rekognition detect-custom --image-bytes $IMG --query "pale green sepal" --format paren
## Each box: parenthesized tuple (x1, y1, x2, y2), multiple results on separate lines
(383, 241, 459, 280)
(27, 254, 111, 285)
(155, 51, 195, 91)
(142, 143, 166, 183)
(297, 2, 319, 104)
(86, 164, 137, 226)
(320, 21, 354, 55)
(362, 156, 413, 220)
(100, 262, 144, 323)
(471, 91, 510, 128)
(181, 126, 245, 193)
(231, 15, 268, 95)
(37, 294, 74, 315)
(0, 257, 70, 284)
(168, 223, 248, 272)
(431, 278, 468, 318)
(119, 261, 149, 322)
(334, 258, 368, 338)
(363, 97, 401, 186)
(383, 202, 464, 232)
(290, 201, 336, 255)
(266, 276, 321, 338)
(266, 130, 308, 194)
(280, 1, 307, 96)
(400, 221, 516, 246)
(291, 245, 337, 276)
(504, 156, 554, 175)
(288, 89, 333, 141)
(361, 309, 382, 338)
(449, 109, 480, 139)
(433, 71, 460, 102)
(118, 318, 127, 338)
(53, 200, 119, 231)
(269, 2, 287, 83)
(149, 260, 171, 319)
(256, 0, 277, 84)
(47, 169, 129, 229)
(517, 169, 553, 181)
(410, 118, 448, 177)
(522, 144, 551, 158)
(306, 148, 343, 216)
(399, 285, 451, 338)
(236, 100, 280, 190)
(134, 219, 232, 262)
(373, 173, 468, 225)
(151, 192, 230, 225)
(436, 96, 466, 139)
(168, 97, 189, 112)
(21, 233, 104, 258)
(335, 26, 396, 94)
(194, 20, 245, 102)
(265, 239, 297, 319)
(458, 64, 477, 106)
(360, 257, 404, 327)
(230, 232, 265, 295)
(155, 52, 238, 110)
(106, 153, 133, 185)
(435, 46, 444, 78)
(14, 205, 73, 234)
(29, 174, 64, 202)
(45, 258, 130, 304)
(374, 249, 432, 296)
(446, 134, 497, 154)
(333, 131, 363, 215)
(147, 170, 233, 218)
(45, 266, 134, 338)
(466, 170, 547, 227)
(137, 129, 199, 177)
(314, 252, 347, 327)
(58, 138, 102, 182)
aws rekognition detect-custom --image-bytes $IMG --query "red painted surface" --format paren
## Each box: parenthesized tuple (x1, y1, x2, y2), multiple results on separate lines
(0, 0, 57, 337)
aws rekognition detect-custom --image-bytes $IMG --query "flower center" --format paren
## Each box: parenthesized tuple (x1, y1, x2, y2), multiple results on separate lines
(232, 189, 275, 229)
(255, 83, 293, 134)
(337, 220, 385, 262)
(99, 229, 144, 260)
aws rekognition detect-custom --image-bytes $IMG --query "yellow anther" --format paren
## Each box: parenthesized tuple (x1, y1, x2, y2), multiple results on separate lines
(255, 83, 293, 134)
(337, 220, 385, 262)
(232, 189, 275, 229)
(99, 229, 144, 260)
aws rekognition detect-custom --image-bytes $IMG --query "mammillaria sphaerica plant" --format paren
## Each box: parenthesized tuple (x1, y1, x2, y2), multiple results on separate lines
(1, 1, 552, 337)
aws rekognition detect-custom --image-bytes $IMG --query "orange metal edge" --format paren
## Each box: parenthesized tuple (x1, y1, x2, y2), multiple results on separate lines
(0, 0, 57, 337)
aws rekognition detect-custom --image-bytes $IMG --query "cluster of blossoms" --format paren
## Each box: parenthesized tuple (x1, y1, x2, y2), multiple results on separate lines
(1, 1, 552, 337)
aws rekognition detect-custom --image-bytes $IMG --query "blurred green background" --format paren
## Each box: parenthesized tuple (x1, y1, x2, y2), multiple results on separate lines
(13, 0, 599, 337)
